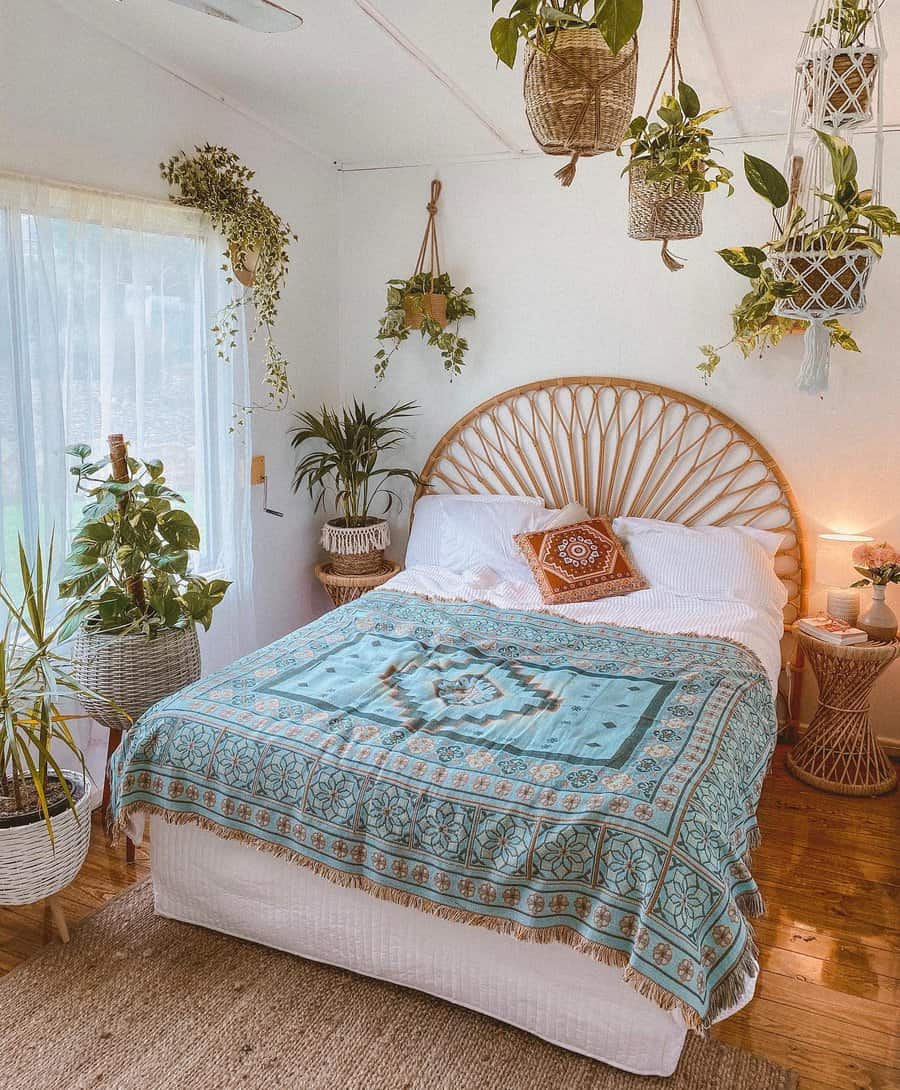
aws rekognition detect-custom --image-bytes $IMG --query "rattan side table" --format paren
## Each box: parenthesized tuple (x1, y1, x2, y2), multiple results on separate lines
(788, 633, 899, 796)
(314, 561, 401, 607)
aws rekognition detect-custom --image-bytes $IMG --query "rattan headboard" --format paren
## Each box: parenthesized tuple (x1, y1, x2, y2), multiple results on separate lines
(413, 377, 807, 627)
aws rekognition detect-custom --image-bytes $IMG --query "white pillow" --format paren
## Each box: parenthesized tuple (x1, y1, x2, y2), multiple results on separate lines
(407, 494, 548, 577)
(542, 501, 591, 529)
(612, 516, 787, 610)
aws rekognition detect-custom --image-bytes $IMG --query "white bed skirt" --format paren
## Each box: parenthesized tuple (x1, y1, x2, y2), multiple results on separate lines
(150, 817, 696, 1076)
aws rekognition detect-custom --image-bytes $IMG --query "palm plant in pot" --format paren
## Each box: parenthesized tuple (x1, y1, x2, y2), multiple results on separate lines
(290, 400, 421, 577)
(59, 437, 230, 736)
(1, 539, 106, 938)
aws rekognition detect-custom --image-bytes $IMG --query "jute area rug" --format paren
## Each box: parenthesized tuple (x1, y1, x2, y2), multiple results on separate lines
(2, 880, 796, 1090)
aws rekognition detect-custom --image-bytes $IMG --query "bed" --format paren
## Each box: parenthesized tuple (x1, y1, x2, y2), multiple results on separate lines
(112, 378, 807, 1078)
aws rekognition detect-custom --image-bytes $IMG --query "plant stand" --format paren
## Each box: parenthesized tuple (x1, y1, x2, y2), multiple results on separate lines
(788, 633, 898, 796)
(315, 561, 401, 608)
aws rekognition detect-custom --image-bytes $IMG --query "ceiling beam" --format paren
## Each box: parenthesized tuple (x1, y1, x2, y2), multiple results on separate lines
(691, 0, 748, 137)
(352, 0, 521, 156)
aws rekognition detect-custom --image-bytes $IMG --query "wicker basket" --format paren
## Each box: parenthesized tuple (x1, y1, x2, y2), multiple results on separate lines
(321, 517, 390, 577)
(770, 246, 875, 317)
(403, 292, 447, 330)
(804, 49, 878, 128)
(72, 625, 202, 733)
(524, 29, 637, 185)
(627, 161, 704, 242)
(0, 769, 93, 906)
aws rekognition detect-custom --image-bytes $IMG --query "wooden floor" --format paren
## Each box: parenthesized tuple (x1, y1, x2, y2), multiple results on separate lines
(1, 745, 898, 1088)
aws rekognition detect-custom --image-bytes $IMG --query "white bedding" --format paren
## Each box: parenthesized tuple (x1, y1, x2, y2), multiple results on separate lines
(385, 564, 785, 693)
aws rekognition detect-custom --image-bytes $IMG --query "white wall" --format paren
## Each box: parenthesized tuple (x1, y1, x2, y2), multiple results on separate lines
(0, 0, 338, 651)
(338, 140, 900, 744)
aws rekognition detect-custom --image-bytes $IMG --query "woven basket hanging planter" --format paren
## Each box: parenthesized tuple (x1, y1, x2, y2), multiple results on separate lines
(72, 624, 202, 733)
(403, 291, 447, 331)
(321, 517, 390, 577)
(401, 179, 450, 330)
(804, 48, 879, 128)
(627, 160, 704, 243)
(524, 28, 638, 187)
(0, 769, 92, 906)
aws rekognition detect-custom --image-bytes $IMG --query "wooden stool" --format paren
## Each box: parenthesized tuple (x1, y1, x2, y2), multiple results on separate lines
(314, 561, 401, 607)
(788, 634, 898, 796)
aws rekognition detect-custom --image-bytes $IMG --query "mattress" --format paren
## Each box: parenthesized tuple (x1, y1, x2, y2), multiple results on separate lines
(151, 816, 700, 1077)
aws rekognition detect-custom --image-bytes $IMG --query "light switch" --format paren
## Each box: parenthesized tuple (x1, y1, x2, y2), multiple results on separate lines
(251, 455, 266, 485)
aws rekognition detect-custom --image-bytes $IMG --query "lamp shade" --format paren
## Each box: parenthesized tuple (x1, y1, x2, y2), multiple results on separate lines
(816, 533, 873, 588)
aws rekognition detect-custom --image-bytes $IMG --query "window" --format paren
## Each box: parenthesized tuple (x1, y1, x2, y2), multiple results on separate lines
(0, 176, 253, 665)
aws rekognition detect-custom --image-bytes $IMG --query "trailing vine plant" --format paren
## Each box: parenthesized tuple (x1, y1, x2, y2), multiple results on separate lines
(375, 272, 476, 380)
(490, 0, 643, 67)
(160, 145, 297, 424)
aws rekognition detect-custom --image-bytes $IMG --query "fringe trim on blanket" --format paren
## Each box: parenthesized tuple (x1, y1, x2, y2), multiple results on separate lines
(113, 801, 762, 1035)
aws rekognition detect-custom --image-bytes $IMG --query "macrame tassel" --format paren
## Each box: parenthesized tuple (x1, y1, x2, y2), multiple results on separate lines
(554, 153, 580, 187)
(796, 316, 831, 394)
(660, 240, 685, 272)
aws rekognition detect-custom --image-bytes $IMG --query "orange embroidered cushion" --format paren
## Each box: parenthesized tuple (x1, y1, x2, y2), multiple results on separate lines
(514, 517, 647, 605)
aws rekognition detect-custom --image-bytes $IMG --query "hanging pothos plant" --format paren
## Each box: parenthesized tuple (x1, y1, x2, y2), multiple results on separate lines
(160, 145, 297, 423)
(374, 180, 476, 381)
(375, 272, 476, 380)
(697, 133, 900, 379)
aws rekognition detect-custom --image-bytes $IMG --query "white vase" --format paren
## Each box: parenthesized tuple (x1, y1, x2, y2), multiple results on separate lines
(858, 586, 898, 642)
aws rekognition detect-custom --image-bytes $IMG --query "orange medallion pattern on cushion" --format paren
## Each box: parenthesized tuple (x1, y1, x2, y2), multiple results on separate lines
(515, 517, 647, 605)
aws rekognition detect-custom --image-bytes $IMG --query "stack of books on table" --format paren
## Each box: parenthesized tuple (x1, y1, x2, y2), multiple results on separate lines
(798, 616, 869, 645)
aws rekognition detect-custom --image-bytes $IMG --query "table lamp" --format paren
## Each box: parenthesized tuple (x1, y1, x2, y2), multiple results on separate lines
(816, 533, 874, 625)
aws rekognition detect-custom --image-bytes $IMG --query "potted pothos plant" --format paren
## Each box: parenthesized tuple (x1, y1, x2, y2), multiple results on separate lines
(804, 0, 883, 127)
(491, 1, 643, 185)
(290, 400, 421, 577)
(161, 144, 298, 421)
(375, 272, 476, 380)
(59, 439, 229, 734)
(1, 539, 104, 934)
(698, 131, 898, 380)
(619, 80, 732, 270)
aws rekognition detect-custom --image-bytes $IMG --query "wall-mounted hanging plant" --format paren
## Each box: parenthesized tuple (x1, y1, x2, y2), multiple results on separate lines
(161, 144, 298, 422)
(803, 0, 884, 129)
(490, 1, 643, 186)
(619, 0, 732, 270)
(374, 181, 475, 380)
(698, 136, 898, 384)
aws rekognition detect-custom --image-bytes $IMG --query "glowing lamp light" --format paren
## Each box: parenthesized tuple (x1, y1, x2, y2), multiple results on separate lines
(816, 533, 875, 625)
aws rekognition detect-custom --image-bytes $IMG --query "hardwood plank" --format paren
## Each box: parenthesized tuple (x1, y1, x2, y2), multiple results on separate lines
(1, 747, 897, 1090)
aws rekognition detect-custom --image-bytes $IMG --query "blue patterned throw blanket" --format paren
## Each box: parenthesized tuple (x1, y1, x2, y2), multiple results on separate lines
(111, 590, 776, 1030)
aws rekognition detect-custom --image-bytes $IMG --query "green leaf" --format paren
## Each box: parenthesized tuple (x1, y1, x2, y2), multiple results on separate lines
(718, 246, 767, 278)
(158, 509, 201, 551)
(744, 153, 789, 208)
(143, 459, 165, 480)
(813, 128, 857, 193)
(490, 16, 519, 68)
(595, 0, 642, 55)
(677, 80, 700, 119)
(65, 443, 91, 460)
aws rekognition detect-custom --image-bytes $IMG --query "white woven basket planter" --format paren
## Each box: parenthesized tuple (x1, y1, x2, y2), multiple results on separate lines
(321, 518, 390, 577)
(72, 625, 202, 733)
(770, 247, 876, 393)
(0, 770, 92, 906)
(803, 47, 880, 129)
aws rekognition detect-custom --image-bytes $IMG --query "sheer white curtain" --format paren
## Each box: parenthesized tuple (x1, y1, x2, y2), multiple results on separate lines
(0, 174, 256, 784)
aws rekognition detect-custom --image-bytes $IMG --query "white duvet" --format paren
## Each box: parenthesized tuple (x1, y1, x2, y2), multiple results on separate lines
(385, 564, 785, 693)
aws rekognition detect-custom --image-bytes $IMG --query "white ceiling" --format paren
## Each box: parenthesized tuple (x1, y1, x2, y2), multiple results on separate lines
(56, 0, 900, 169)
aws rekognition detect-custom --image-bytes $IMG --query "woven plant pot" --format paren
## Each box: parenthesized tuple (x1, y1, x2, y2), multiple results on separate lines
(72, 625, 202, 733)
(804, 49, 878, 128)
(0, 769, 92, 906)
(770, 245, 875, 318)
(627, 161, 704, 242)
(321, 517, 390, 577)
(524, 29, 637, 185)
(403, 292, 447, 330)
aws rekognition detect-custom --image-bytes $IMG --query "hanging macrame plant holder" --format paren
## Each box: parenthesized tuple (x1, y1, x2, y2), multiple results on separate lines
(773, 0, 886, 394)
(626, 0, 703, 270)
(524, 28, 638, 187)
(800, 1, 883, 130)
(404, 180, 449, 331)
